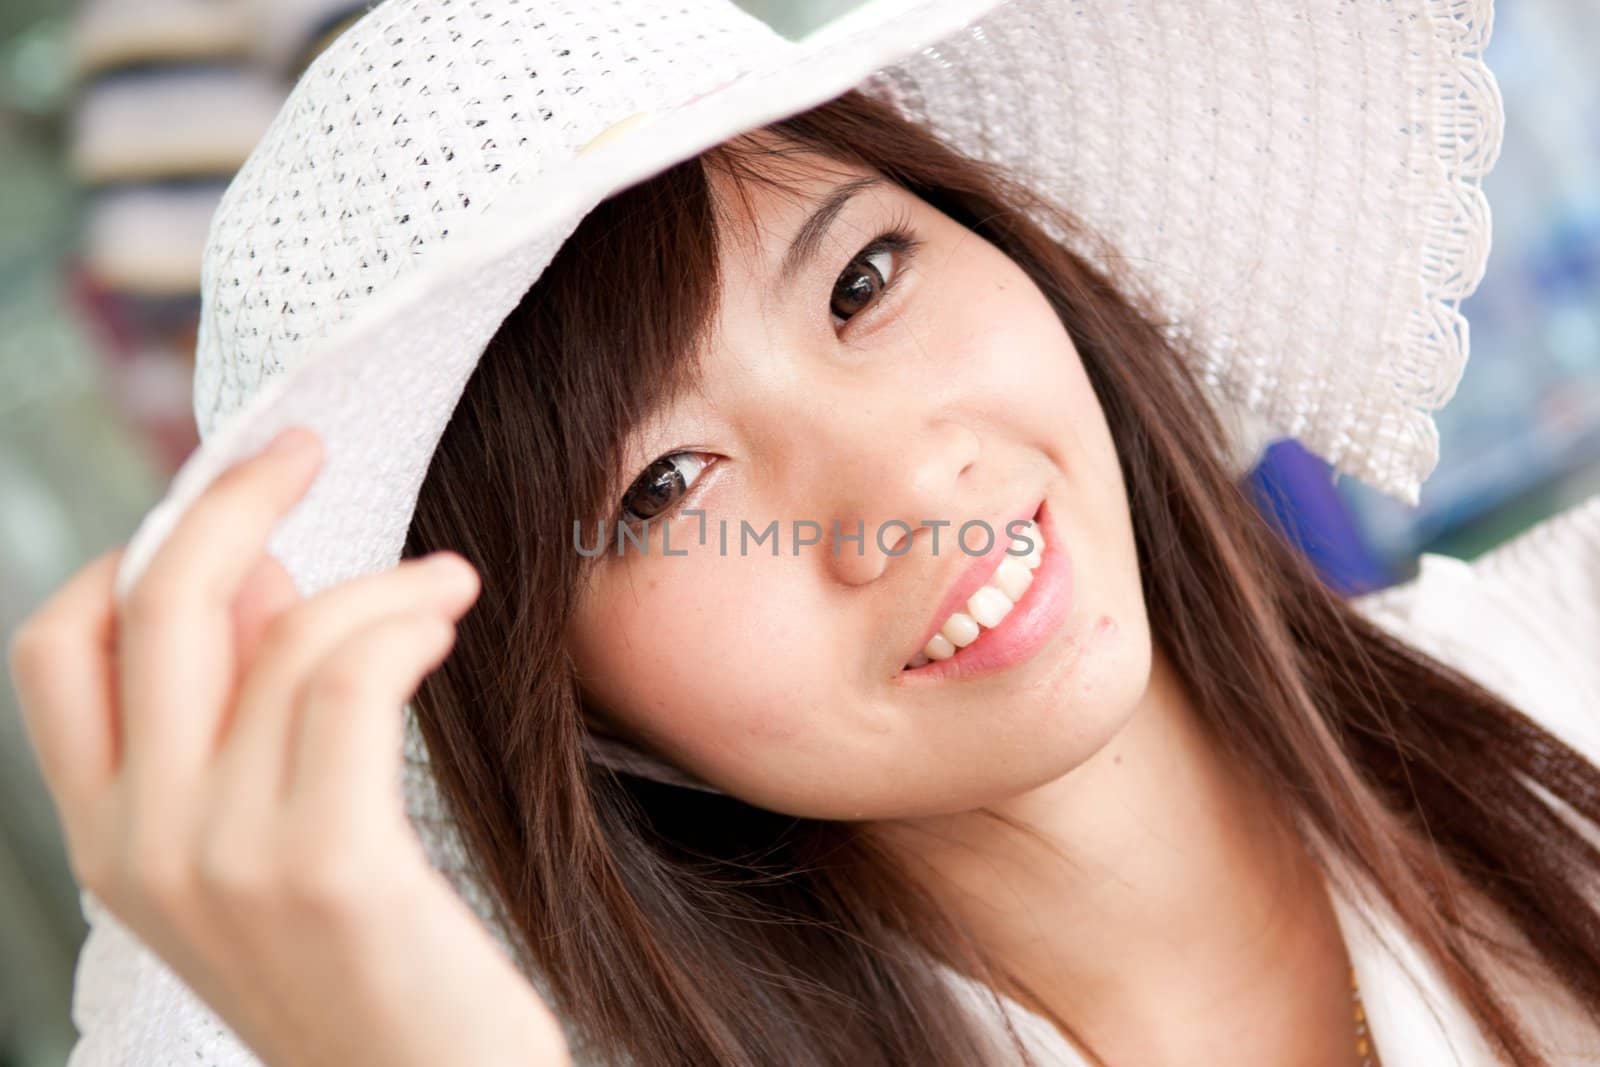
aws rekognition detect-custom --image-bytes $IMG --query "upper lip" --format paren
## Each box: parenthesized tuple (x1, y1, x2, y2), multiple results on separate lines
(902, 497, 1044, 668)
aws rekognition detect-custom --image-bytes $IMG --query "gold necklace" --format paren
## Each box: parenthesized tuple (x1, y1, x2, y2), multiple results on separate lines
(1352, 967, 1378, 1067)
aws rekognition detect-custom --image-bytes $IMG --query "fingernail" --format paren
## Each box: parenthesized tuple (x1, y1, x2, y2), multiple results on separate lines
(267, 425, 319, 459)
(425, 552, 480, 598)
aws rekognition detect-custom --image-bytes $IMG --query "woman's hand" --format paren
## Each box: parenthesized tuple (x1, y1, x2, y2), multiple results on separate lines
(8, 426, 571, 1067)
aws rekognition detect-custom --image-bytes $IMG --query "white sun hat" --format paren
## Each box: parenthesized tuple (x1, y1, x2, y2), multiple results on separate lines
(80, 0, 1502, 1055)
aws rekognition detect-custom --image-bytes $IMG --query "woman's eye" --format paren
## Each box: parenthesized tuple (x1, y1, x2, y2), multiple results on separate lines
(830, 246, 898, 325)
(619, 452, 709, 526)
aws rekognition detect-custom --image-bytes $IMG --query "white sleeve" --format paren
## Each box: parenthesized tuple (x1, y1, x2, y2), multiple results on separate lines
(1464, 488, 1600, 759)
(1352, 490, 1600, 761)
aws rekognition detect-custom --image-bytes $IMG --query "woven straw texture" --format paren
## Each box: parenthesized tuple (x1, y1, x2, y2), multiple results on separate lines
(78, 1, 1504, 1064)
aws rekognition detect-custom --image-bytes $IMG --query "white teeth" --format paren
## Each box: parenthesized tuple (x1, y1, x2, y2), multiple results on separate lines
(966, 585, 1015, 628)
(1017, 522, 1043, 570)
(993, 556, 1033, 601)
(907, 520, 1049, 669)
(940, 612, 981, 648)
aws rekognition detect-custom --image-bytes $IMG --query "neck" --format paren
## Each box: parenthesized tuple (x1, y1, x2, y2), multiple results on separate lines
(866, 647, 1359, 1066)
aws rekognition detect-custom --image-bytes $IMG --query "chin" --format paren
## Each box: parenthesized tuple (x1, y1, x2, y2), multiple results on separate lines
(987, 611, 1152, 788)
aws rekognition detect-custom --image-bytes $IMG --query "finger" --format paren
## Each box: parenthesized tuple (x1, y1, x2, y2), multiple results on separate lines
(212, 552, 477, 809)
(116, 426, 323, 789)
(210, 554, 304, 761)
(8, 549, 125, 818)
(232, 555, 304, 668)
(283, 611, 458, 829)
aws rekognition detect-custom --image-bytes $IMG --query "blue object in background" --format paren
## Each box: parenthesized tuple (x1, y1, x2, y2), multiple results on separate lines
(1247, 439, 1399, 598)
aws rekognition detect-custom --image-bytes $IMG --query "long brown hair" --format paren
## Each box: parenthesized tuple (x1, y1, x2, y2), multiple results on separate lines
(402, 89, 1600, 1065)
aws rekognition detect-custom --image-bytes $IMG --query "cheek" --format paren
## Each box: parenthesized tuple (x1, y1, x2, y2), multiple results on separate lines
(570, 557, 839, 765)
(926, 251, 1099, 437)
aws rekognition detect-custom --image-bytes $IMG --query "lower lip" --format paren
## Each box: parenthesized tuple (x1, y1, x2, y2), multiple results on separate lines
(894, 496, 1075, 685)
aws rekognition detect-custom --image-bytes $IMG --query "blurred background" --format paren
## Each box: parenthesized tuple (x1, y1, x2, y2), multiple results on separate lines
(0, 1, 1596, 1063)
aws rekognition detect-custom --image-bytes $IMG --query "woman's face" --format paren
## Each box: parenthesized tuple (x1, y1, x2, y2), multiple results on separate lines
(566, 146, 1151, 820)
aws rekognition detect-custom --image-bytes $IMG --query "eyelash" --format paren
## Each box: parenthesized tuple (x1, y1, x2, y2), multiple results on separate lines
(831, 212, 922, 333)
(612, 219, 924, 532)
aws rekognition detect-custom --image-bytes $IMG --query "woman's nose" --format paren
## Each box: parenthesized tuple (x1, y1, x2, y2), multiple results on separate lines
(822, 417, 982, 587)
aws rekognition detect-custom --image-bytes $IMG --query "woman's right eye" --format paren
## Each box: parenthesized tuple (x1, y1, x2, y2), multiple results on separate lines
(619, 452, 709, 526)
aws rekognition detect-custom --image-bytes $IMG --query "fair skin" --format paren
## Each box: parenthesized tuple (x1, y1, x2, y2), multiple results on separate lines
(568, 145, 1361, 1064)
(871, 650, 1359, 1066)
(8, 432, 572, 1067)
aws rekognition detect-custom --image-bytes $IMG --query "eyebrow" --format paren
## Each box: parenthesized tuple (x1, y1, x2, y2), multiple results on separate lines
(776, 176, 886, 287)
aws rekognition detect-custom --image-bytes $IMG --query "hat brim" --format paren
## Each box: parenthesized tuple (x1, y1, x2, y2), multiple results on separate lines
(112, 0, 1013, 603)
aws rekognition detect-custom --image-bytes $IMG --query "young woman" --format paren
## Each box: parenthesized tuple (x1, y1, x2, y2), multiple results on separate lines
(12, 1, 1600, 1066)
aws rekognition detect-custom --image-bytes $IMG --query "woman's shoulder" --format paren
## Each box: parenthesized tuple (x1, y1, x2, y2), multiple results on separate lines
(1351, 486, 1600, 625)
(1349, 488, 1600, 758)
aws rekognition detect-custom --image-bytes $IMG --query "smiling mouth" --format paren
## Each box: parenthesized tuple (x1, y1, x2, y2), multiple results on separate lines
(901, 507, 1045, 671)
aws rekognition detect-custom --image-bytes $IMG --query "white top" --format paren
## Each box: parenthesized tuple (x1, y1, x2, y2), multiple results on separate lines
(63, 491, 1600, 1065)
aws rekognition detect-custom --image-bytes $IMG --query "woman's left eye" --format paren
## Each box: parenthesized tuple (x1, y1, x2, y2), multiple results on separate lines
(830, 230, 919, 328)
